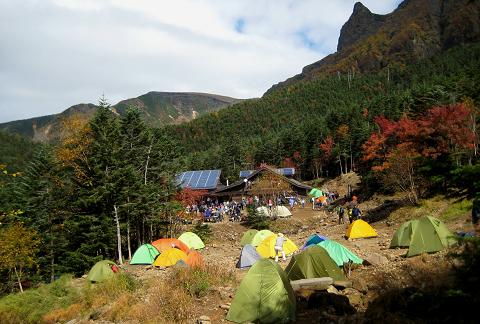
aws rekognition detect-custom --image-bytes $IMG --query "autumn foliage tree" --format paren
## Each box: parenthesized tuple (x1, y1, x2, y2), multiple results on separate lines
(0, 223, 39, 292)
(363, 103, 476, 203)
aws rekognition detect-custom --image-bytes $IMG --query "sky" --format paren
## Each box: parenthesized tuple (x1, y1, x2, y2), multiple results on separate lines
(0, 0, 401, 123)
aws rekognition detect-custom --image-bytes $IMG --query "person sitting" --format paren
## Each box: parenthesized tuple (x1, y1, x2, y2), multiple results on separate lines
(204, 208, 212, 222)
(274, 233, 287, 262)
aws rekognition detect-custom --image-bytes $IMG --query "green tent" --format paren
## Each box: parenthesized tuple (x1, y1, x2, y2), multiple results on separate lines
(226, 259, 296, 323)
(285, 245, 346, 281)
(316, 240, 363, 267)
(309, 188, 323, 198)
(250, 229, 275, 247)
(391, 216, 456, 257)
(240, 229, 258, 246)
(390, 219, 419, 248)
(87, 260, 116, 282)
(178, 231, 205, 249)
(130, 243, 159, 265)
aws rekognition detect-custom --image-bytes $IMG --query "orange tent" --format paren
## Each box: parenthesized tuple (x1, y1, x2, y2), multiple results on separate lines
(186, 250, 205, 268)
(151, 238, 190, 253)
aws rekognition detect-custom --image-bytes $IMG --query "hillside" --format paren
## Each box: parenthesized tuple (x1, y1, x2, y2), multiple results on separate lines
(266, 0, 480, 94)
(165, 42, 480, 182)
(0, 92, 241, 142)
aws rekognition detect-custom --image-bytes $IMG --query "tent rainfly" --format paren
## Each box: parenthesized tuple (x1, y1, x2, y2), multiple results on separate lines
(236, 244, 262, 269)
(226, 259, 296, 323)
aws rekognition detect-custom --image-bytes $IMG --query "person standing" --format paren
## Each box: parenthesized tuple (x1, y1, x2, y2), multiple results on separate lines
(289, 197, 295, 210)
(301, 198, 305, 208)
(337, 205, 345, 224)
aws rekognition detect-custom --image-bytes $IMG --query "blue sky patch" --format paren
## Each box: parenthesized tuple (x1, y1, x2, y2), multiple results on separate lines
(297, 29, 320, 51)
(234, 18, 245, 33)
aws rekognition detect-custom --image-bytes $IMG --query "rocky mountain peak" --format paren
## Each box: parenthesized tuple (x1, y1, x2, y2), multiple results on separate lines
(337, 2, 387, 51)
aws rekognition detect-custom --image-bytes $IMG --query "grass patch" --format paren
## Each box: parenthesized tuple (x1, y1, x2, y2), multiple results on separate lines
(0, 264, 235, 323)
(439, 199, 472, 221)
(388, 195, 472, 223)
(169, 263, 235, 298)
(0, 275, 80, 324)
(128, 279, 194, 323)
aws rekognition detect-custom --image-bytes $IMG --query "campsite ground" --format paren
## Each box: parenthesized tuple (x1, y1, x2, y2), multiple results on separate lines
(144, 191, 472, 323)
(10, 174, 473, 323)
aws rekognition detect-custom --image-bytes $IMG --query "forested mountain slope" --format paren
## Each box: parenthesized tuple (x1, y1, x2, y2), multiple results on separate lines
(165, 43, 480, 182)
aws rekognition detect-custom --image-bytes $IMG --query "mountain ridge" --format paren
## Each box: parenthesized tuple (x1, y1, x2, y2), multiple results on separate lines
(0, 92, 243, 142)
(265, 0, 480, 95)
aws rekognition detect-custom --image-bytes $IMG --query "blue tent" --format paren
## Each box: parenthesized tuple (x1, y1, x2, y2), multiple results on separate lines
(301, 234, 328, 250)
(236, 244, 261, 269)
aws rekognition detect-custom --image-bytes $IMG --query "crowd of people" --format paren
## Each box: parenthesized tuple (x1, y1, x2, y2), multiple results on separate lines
(184, 194, 310, 223)
(183, 190, 363, 225)
(185, 198, 243, 222)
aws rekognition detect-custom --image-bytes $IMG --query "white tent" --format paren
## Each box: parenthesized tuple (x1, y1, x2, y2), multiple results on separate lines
(273, 205, 292, 218)
(256, 206, 270, 217)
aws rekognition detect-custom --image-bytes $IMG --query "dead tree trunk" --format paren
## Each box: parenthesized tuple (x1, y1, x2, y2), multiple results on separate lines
(114, 205, 123, 265)
(144, 144, 152, 185)
(14, 266, 23, 293)
(127, 221, 132, 260)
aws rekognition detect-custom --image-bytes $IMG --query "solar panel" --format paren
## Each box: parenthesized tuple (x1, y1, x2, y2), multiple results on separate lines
(281, 168, 295, 176)
(176, 170, 221, 189)
(239, 170, 253, 178)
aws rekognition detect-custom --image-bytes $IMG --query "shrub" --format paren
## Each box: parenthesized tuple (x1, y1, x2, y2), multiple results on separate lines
(192, 221, 212, 243)
(244, 205, 270, 229)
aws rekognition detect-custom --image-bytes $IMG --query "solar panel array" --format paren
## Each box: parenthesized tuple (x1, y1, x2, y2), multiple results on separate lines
(239, 170, 254, 178)
(176, 170, 221, 189)
(239, 168, 295, 178)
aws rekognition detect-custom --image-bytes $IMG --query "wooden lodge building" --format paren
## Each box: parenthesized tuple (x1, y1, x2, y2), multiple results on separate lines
(213, 165, 312, 199)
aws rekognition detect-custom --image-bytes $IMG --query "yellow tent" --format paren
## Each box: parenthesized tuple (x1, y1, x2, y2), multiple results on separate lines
(153, 248, 188, 267)
(346, 220, 378, 239)
(256, 234, 298, 258)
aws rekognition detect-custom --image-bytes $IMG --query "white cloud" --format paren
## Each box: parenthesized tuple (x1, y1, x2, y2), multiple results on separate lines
(0, 0, 400, 122)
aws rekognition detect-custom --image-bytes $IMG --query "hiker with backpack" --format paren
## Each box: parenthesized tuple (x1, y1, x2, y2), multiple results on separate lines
(351, 206, 361, 221)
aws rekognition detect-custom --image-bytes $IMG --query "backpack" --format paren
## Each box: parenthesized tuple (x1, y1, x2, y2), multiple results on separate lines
(352, 207, 360, 217)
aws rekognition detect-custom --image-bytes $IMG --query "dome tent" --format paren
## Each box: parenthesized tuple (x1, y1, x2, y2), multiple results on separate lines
(256, 234, 298, 259)
(226, 259, 296, 323)
(301, 233, 328, 250)
(236, 244, 261, 269)
(130, 243, 159, 265)
(346, 220, 378, 239)
(151, 238, 189, 253)
(87, 260, 117, 282)
(250, 229, 275, 247)
(240, 229, 258, 246)
(285, 245, 346, 281)
(390, 216, 456, 257)
(317, 240, 363, 267)
(153, 248, 188, 267)
(178, 232, 205, 250)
